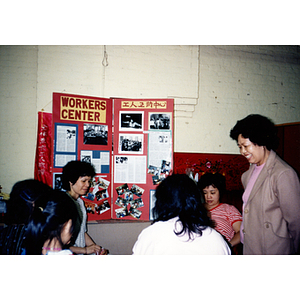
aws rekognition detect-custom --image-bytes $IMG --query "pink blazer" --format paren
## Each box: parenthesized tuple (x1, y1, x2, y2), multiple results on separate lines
(241, 150, 300, 254)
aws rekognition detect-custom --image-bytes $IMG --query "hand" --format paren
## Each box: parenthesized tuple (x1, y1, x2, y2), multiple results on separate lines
(85, 244, 101, 255)
(98, 247, 109, 255)
(85, 244, 109, 255)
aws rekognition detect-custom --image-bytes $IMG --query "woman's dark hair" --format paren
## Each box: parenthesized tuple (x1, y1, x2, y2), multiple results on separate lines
(197, 173, 226, 199)
(25, 190, 78, 255)
(152, 174, 213, 240)
(61, 160, 96, 191)
(6, 179, 52, 225)
(229, 114, 279, 150)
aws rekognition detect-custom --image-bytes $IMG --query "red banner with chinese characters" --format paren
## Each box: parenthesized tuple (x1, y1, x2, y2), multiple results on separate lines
(34, 111, 53, 186)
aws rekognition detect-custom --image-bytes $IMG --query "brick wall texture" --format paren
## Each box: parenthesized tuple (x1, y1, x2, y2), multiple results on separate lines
(1, 45, 299, 192)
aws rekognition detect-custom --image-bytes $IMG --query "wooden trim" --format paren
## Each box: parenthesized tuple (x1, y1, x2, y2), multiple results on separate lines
(276, 121, 300, 127)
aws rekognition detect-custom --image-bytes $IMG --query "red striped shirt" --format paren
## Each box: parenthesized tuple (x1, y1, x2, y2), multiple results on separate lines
(209, 203, 242, 242)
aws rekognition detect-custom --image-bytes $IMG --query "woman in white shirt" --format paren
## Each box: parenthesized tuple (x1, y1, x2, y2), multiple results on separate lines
(132, 174, 231, 255)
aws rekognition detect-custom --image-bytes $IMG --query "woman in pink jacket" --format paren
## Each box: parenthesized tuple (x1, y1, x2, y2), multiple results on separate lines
(230, 114, 300, 254)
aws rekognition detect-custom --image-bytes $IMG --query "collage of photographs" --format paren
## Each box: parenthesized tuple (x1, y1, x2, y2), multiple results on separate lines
(113, 104, 173, 220)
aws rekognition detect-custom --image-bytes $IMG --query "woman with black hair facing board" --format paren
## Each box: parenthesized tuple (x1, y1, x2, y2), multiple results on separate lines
(1, 179, 53, 255)
(25, 189, 78, 255)
(132, 174, 231, 255)
(230, 114, 300, 255)
(62, 160, 108, 255)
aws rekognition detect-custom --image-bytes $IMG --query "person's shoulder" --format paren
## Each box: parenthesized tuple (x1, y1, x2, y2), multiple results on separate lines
(140, 218, 176, 236)
(271, 153, 298, 177)
(215, 203, 231, 213)
(220, 202, 239, 211)
(205, 227, 230, 245)
(203, 227, 227, 243)
(76, 197, 85, 204)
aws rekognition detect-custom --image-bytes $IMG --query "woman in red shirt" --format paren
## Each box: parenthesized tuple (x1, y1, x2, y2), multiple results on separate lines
(198, 173, 242, 249)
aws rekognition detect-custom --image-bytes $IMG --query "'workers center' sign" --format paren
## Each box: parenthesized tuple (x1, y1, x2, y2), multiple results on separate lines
(60, 96, 107, 123)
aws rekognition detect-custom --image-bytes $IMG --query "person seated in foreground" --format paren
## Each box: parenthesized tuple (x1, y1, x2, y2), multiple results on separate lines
(25, 189, 78, 255)
(132, 174, 231, 255)
(197, 173, 242, 251)
(0, 179, 52, 255)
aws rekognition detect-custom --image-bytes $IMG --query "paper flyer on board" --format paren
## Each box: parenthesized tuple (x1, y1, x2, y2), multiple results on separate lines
(114, 156, 147, 184)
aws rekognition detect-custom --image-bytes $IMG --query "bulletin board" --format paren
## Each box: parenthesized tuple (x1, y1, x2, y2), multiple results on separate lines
(52, 93, 113, 221)
(51, 94, 174, 221)
(112, 98, 174, 221)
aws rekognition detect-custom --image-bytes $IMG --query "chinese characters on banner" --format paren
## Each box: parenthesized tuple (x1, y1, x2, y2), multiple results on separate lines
(34, 111, 53, 186)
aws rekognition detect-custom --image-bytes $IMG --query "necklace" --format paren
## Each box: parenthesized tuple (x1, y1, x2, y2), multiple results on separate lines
(42, 247, 62, 251)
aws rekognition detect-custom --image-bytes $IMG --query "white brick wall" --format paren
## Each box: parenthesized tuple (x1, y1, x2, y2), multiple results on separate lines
(103, 45, 198, 98)
(1, 45, 299, 192)
(176, 45, 300, 153)
(0, 46, 38, 191)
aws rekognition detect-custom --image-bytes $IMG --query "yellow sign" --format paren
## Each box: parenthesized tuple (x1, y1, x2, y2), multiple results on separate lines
(60, 96, 106, 123)
(121, 100, 167, 109)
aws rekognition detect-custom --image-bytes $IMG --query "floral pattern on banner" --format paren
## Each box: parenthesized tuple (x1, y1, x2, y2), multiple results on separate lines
(174, 153, 249, 191)
(34, 111, 53, 187)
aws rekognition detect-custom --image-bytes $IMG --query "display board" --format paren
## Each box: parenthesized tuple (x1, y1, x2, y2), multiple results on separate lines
(52, 94, 174, 221)
(52, 93, 113, 221)
(112, 98, 174, 221)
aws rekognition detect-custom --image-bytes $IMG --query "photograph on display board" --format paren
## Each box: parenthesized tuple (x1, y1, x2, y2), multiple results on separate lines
(149, 113, 171, 130)
(161, 160, 171, 175)
(115, 183, 129, 195)
(148, 159, 170, 185)
(83, 176, 110, 202)
(53, 173, 63, 190)
(118, 134, 143, 154)
(152, 175, 164, 185)
(85, 199, 110, 215)
(130, 197, 144, 209)
(114, 183, 144, 219)
(115, 207, 129, 218)
(83, 123, 108, 145)
(131, 184, 145, 197)
(97, 177, 110, 190)
(148, 165, 160, 175)
(81, 175, 111, 216)
(119, 111, 144, 131)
